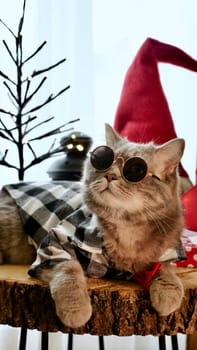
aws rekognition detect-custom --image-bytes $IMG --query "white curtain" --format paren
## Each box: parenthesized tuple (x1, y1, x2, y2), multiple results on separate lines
(0, 0, 197, 348)
(0, 0, 196, 186)
(0, 0, 94, 185)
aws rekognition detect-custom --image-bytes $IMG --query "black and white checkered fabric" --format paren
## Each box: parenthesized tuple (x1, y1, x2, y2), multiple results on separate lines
(4, 181, 82, 245)
(3, 181, 110, 277)
(3, 181, 186, 280)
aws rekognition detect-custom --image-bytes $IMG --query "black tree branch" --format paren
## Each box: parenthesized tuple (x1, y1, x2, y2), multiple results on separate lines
(23, 41, 47, 64)
(0, 0, 77, 181)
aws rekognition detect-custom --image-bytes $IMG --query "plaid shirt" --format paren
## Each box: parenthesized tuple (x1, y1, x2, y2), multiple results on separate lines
(3, 182, 185, 287)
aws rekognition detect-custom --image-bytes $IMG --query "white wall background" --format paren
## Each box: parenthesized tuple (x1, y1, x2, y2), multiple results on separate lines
(0, 0, 196, 185)
(0, 0, 196, 349)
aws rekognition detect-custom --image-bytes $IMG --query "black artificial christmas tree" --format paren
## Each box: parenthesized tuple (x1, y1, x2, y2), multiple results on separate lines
(0, 0, 78, 180)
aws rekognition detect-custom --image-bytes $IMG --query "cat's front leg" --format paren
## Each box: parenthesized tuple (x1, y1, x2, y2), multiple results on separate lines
(35, 260, 92, 328)
(149, 265, 184, 316)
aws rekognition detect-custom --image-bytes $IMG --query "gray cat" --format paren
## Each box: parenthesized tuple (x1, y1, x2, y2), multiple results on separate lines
(0, 124, 186, 328)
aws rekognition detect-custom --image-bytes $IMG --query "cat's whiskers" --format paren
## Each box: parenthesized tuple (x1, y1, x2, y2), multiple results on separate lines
(144, 205, 178, 236)
(144, 206, 169, 236)
(90, 178, 108, 192)
(109, 182, 131, 197)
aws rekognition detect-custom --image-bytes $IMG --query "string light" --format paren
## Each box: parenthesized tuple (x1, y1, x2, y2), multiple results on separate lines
(66, 143, 74, 150)
(76, 144, 84, 152)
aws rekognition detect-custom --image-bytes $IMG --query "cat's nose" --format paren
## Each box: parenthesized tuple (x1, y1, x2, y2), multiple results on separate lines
(105, 174, 117, 182)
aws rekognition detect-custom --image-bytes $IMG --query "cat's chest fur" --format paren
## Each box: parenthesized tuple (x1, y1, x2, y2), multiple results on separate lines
(100, 219, 163, 273)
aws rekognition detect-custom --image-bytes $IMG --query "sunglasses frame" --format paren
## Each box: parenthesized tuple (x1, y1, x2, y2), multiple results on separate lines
(90, 145, 158, 183)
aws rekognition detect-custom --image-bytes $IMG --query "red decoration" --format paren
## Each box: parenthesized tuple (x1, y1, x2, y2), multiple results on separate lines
(133, 262, 162, 290)
(176, 182, 197, 267)
(182, 184, 197, 232)
(114, 38, 197, 178)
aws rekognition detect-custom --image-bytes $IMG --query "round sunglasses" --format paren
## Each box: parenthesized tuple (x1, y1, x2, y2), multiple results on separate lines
(90, 145, 159, 183)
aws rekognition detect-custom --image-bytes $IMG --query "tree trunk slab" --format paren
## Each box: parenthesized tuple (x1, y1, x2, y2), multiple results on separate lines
(0, 265, 197, 336)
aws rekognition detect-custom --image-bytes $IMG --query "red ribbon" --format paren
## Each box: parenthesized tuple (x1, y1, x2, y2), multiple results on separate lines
(133, 262, 162, 290)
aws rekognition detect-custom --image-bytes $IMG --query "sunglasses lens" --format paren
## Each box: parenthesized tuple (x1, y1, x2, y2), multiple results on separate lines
(123, 157, 147, 182)
(91, 146, 114, 171)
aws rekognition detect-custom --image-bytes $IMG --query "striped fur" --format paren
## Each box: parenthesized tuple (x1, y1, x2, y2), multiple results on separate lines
(82, 124, 185, 316)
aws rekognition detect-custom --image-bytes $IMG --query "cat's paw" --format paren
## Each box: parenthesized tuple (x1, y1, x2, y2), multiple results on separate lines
(53, 284, 92, 328)
(49, 261, 92, 328)
(149, 271, 184, 316)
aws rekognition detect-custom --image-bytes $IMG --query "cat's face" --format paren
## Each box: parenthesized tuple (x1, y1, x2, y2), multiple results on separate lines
(82, 124, 185, 219)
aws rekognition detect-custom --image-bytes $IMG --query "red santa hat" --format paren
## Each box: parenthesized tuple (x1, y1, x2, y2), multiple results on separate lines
(114, 38, 197, 178)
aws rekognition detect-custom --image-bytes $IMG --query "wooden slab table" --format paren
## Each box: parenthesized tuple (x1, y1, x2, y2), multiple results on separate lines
(0, 265, 197, 349)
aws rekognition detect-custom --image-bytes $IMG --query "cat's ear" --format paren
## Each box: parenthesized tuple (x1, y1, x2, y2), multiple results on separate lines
(105, 123, 122, 147)
(154, 138, 185, 176)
